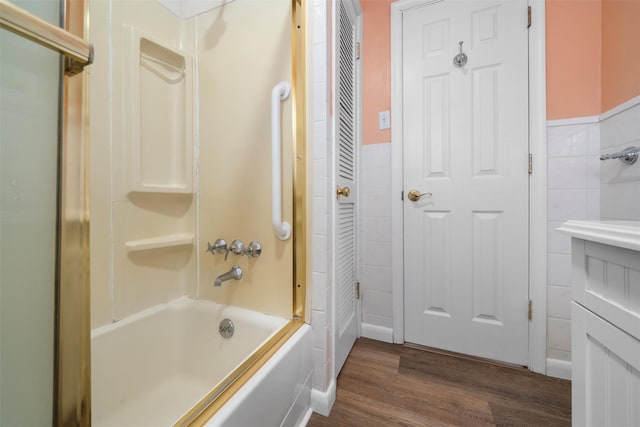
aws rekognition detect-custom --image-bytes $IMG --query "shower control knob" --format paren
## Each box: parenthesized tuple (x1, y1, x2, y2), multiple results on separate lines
(207, 238, 227, 255)
(229, 240, 246, 256)
(246, 241, 262, 258)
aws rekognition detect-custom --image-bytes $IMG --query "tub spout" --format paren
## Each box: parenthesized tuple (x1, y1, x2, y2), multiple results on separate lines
(214, 265, 243, 287)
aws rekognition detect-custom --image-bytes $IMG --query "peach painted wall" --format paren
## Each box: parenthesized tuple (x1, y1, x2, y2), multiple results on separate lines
(601, 0, 640, 112)
(360, 0, 603, 133)
(361, 0, 393, 145)
(360, 0, 638, 128)
(546, 0, 640, 119)
(545, 0, 601, 120)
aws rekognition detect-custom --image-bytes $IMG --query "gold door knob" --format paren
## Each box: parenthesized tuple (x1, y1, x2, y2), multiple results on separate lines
(407, 189, 432, 202)
(336, 186, 350, 199)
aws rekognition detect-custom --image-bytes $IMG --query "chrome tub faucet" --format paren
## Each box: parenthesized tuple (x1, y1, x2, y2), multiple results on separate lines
(214, 265, 243, 287)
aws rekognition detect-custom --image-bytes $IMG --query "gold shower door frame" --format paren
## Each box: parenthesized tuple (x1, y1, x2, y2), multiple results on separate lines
(56, 0, 91, 424)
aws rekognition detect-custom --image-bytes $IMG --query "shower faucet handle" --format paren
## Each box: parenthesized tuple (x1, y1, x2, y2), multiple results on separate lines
(229, 240, 246, 257)
(246, 241, 262, 258)
(207, 239, 228, 256)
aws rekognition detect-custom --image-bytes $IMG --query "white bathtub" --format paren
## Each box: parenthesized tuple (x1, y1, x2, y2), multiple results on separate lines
(91, 296, 313, 426)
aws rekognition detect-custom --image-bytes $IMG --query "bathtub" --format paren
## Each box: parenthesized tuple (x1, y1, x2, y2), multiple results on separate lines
(91, 296, 313, 426)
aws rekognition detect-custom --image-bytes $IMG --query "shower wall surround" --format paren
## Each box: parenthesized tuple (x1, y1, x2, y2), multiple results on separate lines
(196, 0, 294, 318)
(158, 0, 234, 19)
(89, 0, 197, 328)
(90, 0, 295, 328)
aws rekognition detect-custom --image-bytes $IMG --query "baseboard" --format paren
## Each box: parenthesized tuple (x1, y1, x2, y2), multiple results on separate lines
(310, 379, 336, 417)
(360, 323, 393, 343)
(546, 358, 572, 380)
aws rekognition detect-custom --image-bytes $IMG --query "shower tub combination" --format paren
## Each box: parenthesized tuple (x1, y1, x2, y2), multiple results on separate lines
(86, 0, 310, 422)
(91, 297, 313, 426)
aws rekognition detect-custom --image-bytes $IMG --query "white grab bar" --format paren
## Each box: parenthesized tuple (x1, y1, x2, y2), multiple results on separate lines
(271, 81, 292, 240)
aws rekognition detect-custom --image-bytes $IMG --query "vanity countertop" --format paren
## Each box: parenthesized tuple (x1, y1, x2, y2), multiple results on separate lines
(558, 220, 640, 252)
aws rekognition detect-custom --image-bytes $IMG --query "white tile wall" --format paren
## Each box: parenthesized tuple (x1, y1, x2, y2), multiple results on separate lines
(547, 317, 572, 353)
(547, 253, 572, 286)
(362, 290, 393, 322)
(359, 143, 393, 335)
(600, 100, 640, 220)
(310, 0, 331, 393)
(548, 157, 589, 189)
(311, 272, 327, 312)
(548, 190, 589, 221)
(547, 120, 601, 362)
(547, 285, 572, 319)
(547, 348, 571, 362)
(546, 100, 639, 370)
(601, 183, 640, 220)
(548, 220, 571, 254)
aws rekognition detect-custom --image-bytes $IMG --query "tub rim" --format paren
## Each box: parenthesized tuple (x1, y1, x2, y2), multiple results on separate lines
(174, 318, 305, 426)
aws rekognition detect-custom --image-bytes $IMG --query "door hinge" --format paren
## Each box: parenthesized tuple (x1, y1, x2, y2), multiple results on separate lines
(356, 42, 361, 60)
(527, 6, 532, 28)
(528, 153, 533, 174)
(528, 299, 532, 320)
(356, 282, 361, 299)
(401, 190, 404, 201)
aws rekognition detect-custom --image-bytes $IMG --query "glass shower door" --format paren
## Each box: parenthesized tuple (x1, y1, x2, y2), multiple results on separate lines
(0, 0, 61, 424)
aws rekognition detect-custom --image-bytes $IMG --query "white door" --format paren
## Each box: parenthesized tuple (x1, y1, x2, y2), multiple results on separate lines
(335, 0, 360, 374)
(402, 0, 530, 365)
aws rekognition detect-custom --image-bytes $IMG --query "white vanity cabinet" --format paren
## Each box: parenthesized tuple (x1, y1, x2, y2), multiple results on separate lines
(559, 221, 640, 427)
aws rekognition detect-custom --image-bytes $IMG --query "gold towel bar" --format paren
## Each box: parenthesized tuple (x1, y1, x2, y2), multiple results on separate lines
(0, 0, 93, 76)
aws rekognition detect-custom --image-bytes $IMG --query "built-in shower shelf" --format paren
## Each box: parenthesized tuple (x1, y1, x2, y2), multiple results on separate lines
(125, 234, 194, 252)
(124, 26, 194, 194)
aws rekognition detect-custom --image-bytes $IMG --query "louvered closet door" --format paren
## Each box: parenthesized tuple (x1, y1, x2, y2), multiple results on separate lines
(335, 0, 359, 375)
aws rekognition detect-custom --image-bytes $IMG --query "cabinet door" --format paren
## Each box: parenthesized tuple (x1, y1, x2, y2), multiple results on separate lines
(572, 302, 640, 427)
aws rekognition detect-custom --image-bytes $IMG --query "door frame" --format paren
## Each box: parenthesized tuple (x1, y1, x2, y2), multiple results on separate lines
(390, 0, 548, 374)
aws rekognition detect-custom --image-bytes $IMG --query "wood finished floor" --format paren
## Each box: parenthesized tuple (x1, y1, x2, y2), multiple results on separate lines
(308, 338, 571, 427)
